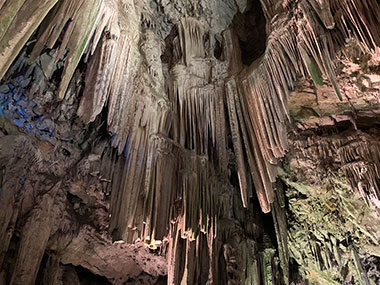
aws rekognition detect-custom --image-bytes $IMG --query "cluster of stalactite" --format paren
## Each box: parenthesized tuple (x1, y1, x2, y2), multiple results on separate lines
(240, 0, 380, 213)
(1, 0, 379, 210)
(0, 123, 168, 284)
(1, 0, 380, 283)
(291, 129, 380, 210)
(105, 16, 272, 283)
(338, 135, 380, 207)
(282, 127, 380, 284)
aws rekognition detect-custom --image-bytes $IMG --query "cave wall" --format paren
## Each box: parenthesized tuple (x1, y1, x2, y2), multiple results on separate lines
(0, 0, 380, 284)
(283, 45, 380, 284)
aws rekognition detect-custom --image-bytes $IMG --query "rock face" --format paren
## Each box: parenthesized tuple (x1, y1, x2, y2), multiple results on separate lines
(0, 0, 380, 284)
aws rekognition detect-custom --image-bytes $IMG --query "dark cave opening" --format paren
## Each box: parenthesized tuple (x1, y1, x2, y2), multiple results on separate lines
(214, 37, 223, 60)
(75, 265, 111, 285)
(160, 26, 179, 68)
(35, 255, 111, 285)
(289, 258, 306, 284)
(231, 0, 267, 66)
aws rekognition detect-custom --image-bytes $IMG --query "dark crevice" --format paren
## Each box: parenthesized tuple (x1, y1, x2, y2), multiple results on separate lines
(160, 26, 179, 68)
(75, 265, 111, 285)
(214, 37, 223, 60)
(231, 0, 267, 65)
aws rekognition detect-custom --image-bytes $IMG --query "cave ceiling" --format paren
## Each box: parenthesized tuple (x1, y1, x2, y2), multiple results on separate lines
(0, 0, 380, 284)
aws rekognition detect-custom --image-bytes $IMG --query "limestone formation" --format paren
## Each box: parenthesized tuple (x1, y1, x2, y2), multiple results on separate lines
(0, 0, 380, 284)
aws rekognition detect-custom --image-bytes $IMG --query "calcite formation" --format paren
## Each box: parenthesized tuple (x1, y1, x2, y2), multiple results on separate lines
(0, 0, 380, 284)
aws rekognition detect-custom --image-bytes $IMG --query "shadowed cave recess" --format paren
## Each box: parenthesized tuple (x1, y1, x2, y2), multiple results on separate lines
(1, 0, 380, 284)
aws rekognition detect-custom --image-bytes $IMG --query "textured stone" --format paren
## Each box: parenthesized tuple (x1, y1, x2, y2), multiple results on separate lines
(0, 85, 9, 94)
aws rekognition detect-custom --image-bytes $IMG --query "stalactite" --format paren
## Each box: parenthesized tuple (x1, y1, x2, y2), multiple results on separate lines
(282, 125, 380, 283)
(238, 0, 380, 212)
(290, 130, 380, 208)
(30, 0, 104, 100)
(0, 0, 59, 79)
(0, 0, 380, 283)
(226, 79, 249, 207)
(1, 0, 379, 215)
(0, 0, 142, 153)
(272, 182, 289, 284)
(177, 18, 207, 66)
(77, 7, 119, 123)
